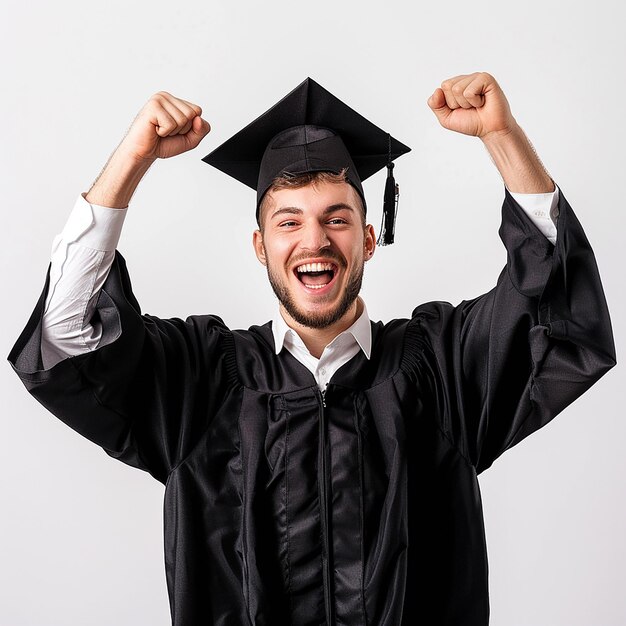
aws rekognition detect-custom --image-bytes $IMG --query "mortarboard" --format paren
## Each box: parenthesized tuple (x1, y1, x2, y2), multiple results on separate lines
(202, 77, 411, 245)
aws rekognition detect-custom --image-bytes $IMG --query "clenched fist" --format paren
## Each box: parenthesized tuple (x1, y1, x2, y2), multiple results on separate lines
(120, 91, 211, 163)
(86, 91, 211, 208)
(427, 72, 517, 139)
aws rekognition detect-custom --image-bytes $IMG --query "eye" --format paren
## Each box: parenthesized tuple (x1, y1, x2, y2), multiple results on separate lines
(327, 217, 348, 225)
(278, 219, 299, 228)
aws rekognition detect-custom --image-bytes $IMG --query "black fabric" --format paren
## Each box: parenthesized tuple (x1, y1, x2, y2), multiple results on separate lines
(8, 189, 616, 625)
(201, 77, 410, 213)
(257, 125, 365, 211)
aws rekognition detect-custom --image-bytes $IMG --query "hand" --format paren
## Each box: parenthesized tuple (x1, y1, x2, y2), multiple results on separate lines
(85, 92, 211, 208)
(119, 91, 211, 163)
(427, 72, 517, 140)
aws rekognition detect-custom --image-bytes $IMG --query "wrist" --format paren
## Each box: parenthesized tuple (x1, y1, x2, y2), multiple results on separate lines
(113, 141, 158, 171)
(481, 124, 554, 194)
(480, 120, 521, 146)
(86, 148, 155, 209)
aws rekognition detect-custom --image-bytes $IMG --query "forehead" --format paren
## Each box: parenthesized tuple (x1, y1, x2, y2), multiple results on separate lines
(260, 181, 363, 225)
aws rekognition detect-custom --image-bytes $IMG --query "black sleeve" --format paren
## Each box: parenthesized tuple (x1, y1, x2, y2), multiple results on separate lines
(7, 251, 239, 484)
(411, 188, 616, 473)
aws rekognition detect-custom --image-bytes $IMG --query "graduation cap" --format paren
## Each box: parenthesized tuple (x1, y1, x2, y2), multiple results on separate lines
(202, 77, 411, 245)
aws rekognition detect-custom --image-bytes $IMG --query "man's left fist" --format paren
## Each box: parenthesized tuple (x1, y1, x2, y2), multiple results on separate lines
(428, 72, 517, 139)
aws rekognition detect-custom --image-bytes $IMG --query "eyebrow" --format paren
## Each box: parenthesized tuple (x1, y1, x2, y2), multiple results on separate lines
(270, 203, 356, 220)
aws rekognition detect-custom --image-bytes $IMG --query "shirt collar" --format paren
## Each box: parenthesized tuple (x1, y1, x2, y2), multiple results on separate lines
(271, 298, 372, 359)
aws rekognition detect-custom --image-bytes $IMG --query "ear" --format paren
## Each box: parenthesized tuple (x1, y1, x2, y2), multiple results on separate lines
(253, 229, 267, 265)
(364, 224, 376, 260)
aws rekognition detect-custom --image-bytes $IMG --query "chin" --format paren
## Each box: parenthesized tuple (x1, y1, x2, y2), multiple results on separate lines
(286, 304, 354, 330)
(273, 279, 362, 330)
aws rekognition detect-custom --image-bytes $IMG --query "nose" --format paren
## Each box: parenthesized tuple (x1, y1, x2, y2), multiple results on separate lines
(300, 220, 330, 252)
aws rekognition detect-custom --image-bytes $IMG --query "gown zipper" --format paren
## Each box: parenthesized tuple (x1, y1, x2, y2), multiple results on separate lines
(318, 388, 335, 625)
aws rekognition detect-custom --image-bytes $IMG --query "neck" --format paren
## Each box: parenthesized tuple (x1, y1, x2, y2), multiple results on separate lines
(281, 298, 363, 359)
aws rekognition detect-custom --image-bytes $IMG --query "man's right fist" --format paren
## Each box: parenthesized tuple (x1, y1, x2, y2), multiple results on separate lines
(120, 91, 211, 163)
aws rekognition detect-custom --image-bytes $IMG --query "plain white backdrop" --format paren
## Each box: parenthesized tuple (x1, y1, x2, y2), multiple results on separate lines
(1, 1, 624, 624)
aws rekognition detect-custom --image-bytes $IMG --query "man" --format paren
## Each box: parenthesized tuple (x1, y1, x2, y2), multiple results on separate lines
(8, 73, 616, 625)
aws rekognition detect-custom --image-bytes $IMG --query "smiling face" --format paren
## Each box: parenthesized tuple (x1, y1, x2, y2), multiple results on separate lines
(253, 180, 376, 332)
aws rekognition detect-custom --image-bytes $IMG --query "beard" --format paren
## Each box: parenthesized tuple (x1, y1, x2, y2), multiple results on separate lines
(265, 255, 364, 329)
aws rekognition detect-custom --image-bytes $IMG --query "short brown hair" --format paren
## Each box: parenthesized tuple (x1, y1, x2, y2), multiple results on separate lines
(258, 168, 365, 228)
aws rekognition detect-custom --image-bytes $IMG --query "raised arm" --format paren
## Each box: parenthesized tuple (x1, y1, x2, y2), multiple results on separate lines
(10, 93, 219, 482)
(416, 73, 616, 472)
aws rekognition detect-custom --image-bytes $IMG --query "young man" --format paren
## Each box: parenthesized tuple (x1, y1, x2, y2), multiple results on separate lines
(9, 74, 615, 625)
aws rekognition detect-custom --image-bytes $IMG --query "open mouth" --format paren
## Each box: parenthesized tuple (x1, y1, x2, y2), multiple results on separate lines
(294, 262, 338, 290)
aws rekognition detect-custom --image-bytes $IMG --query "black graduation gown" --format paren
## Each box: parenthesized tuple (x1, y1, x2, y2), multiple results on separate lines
(8, 190, 616, 625)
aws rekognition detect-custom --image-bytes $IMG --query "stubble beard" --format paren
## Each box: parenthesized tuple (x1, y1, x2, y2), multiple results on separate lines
(266, 257, 364, 330)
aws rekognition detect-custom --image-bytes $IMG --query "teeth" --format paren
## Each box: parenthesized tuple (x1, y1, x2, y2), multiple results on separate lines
(296, 262, 334, 273)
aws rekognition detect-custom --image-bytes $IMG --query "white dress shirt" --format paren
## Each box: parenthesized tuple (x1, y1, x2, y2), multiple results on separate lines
(272, 298, 372, 391)
(40, 188, 560, 375)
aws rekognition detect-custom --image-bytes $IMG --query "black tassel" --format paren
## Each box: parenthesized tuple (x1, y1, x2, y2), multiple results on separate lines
(377, 135, 399, 246)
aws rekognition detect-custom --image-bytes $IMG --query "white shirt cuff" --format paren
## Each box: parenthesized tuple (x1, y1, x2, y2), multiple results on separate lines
(59, 193, 128, 251)
(507, 186, 559, 245)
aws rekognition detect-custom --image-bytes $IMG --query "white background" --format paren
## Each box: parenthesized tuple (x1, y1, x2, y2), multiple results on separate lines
(1, 1, 624, 624)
